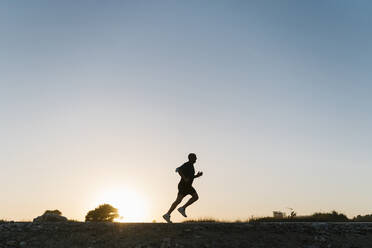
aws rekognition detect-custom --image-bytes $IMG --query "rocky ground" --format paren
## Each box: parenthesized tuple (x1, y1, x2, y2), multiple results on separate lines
(1, 221, 372, 248)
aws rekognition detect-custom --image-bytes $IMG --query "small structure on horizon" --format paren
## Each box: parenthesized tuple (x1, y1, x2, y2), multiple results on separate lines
(273, 211, 286, 218)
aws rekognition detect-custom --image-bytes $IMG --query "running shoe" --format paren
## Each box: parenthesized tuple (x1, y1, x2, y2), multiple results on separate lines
(177, 207, 187, 218)
(162, 214, 172, 223)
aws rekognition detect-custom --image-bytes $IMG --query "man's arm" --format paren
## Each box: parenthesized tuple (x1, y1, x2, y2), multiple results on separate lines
(193, 171, 203, 179)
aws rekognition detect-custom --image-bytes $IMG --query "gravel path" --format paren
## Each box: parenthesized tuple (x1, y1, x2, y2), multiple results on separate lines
(1, 221, 372, 248)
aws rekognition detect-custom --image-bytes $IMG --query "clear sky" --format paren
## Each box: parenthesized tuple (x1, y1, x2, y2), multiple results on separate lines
(1, 0, 372, 222)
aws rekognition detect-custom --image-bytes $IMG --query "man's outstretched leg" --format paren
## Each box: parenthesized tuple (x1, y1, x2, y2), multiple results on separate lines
(163, 194, 184, 223)
(178, 192, 199, 218)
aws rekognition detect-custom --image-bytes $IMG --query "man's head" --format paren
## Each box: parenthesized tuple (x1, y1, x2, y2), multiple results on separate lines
(188, 153, 197, 163)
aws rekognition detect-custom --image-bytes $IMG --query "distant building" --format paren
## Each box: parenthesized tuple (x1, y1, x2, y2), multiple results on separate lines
(273, 211, 286, 218)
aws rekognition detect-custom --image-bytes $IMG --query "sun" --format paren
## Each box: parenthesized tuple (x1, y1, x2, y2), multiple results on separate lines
(94, 188, 148, 222)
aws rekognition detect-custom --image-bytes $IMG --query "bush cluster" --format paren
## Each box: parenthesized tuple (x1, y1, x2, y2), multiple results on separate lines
(85, 204, 119, 222)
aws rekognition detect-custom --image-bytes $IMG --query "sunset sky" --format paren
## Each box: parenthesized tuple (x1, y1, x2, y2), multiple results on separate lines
(1, 0, 372, 222)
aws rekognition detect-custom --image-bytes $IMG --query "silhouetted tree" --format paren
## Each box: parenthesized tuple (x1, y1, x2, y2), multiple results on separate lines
(85, 204, 119, 222)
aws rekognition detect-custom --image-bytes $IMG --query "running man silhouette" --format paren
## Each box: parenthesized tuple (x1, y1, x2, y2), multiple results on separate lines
(163, 153, 203, 223)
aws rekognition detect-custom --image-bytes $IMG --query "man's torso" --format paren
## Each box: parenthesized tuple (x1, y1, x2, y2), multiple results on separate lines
(178, 161, 195, 186)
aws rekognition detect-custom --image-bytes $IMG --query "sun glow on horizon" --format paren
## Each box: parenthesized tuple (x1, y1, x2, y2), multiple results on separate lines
(93, 188, 148, 222)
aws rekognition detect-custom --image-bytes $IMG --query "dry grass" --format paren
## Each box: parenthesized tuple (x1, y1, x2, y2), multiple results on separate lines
(68, 219, 81, 222)
(181, 211, 356, 223)
(182, 217, 219, 223)
(248, 211, 350, 223)
(183, 217, 251, 223)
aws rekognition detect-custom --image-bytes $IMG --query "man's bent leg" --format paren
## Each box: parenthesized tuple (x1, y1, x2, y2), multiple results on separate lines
(166, 193, 185, 215)
(181, 192, 199, 210)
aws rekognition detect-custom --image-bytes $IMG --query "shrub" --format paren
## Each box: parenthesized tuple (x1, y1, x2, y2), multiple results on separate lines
(353, 214, 372, 222)
(85, 204, 119, 222)
(311, 211, 348, 222)
(43, 210, 62, 216)
(33, 210, 67, 222)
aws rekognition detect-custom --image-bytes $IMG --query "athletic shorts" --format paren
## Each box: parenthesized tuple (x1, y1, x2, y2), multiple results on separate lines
(178, 183, 196, 196)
